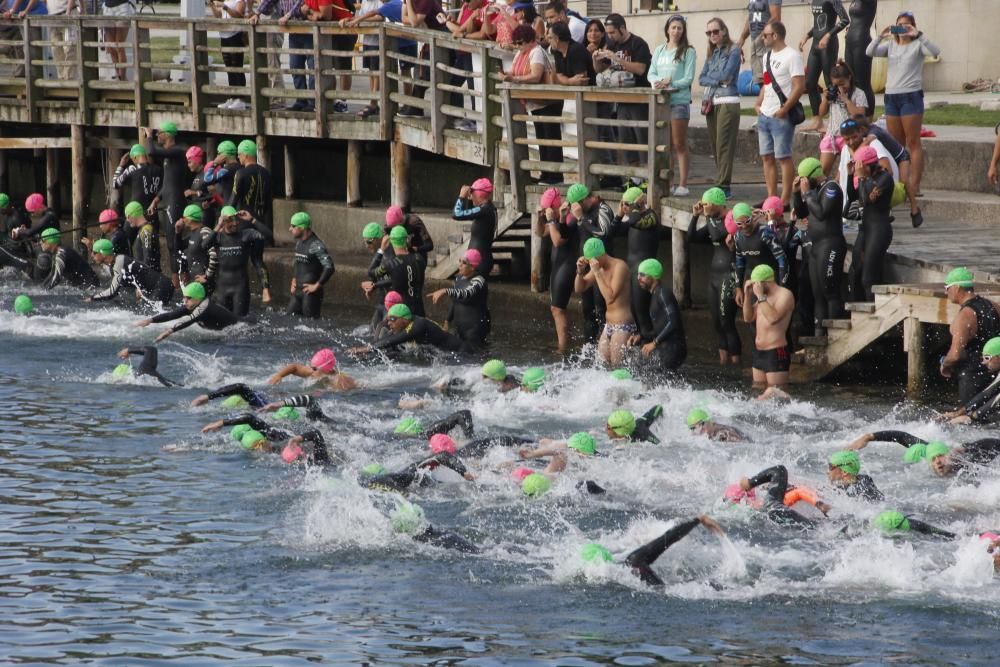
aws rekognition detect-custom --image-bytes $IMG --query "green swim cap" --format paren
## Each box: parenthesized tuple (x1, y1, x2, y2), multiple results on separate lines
(112, 363, 131, 378)
(290, 212, 312, 229)
(240, 429, 266, 450)
(750, 264, 775, 282)
(621, 186, 644, 205)
(40, 227, 60, 245)
(637, 258, 663, 279)
(13, 294, 32, 315)
(481, 359, 507, 381)
(944, 267, 974, 289)
(230, 423, 252, 442)
(0, 193, 9, 208)
(521, 367, 545, 392)
(609, 368, 632, 381)
(159, 120, 178, 136)
(388, 225, 408, 247)
(129, 144, 146, 158)
(686, 408, 710, 428)
(92, 239, 114, 255)
(217, 140, 238, 157)
(829, 450, 860, 476)
(237, 139, 257, 157)
(567, 431, 596, 456)
(797, 157, 823, 180)
(362, 222, 384, 239)
(362, 462, 386, 476)
(182, 282, 206, 300)
(701, 187, 726, 206)
(732, 202, 753, 221)
(925, 441, 951, 460)
(221, 394, 248, 409)
(583, 238, 606, 260)
(275, 406, 301, 421)
(873, 510, 910, 534)
(903, 443, 927, 464)
(566, 183, 589, 205)
(522, 473, 551, 497)
(387, 303, 413, 320)
(580, 542, 613, 563)
(124, 201, 145, 219)
(607, 409, 636, 437)
(182, 204, 203, 221)
(390, 501, 427, 534)
(220, 206, 238, 219)
(983, 337, 1000, 357)
(394, 417, 422, 435)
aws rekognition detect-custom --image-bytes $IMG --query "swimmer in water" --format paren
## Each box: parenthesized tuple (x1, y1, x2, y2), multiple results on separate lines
(191, 382, 334, 424)
(869, 510, 956, 540)
(360, 434, 475, 492)
(114, 346, 181, 387)
(393, 410, 476, 439)
(481, 359, 521, 393)
(388, 500, 480, 554)
(686, 408, 747, 442)
(517, 432, 606, 494)
(267, 347, 358, 392)
(938, 336, 1000, 425)
(847, 431, 1000, 479)
(580, 515, 726, 586)
(606, 405, 663, 444)
(135, 282, 239, 342)
(826, 450, 883, 502)
(202, 412, 343, 465)
(349, 304, 468, 356)
(738, 465, 830, 528)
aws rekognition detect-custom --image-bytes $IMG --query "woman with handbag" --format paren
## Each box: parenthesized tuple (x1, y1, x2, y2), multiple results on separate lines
(649, 14, 696, 197)
(697, 17, 741, 199)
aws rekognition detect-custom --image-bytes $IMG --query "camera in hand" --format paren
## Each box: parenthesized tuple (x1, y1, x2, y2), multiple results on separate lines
(826, 87, 838, 102)
(890, 25, 908, 35)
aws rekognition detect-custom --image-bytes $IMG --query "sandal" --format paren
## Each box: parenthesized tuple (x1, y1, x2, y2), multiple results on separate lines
(911, 208, 924, 228)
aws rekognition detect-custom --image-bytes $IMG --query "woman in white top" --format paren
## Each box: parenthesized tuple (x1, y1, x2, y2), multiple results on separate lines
(209, 0, 248, 110)
(866, 11, 940, 198)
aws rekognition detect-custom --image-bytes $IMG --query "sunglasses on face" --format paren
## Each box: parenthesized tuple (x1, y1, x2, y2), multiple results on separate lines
(705, 28, 720, 36)
(761, 31, 774, 38)
(458, 259, 471, 266)
(688, 421, 705, 430)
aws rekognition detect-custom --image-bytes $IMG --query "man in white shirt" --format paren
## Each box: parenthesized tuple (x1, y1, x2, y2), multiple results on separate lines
(838, 120, 900, 194)
(754, 21, 804, 207)
(543, 0, 585, 44)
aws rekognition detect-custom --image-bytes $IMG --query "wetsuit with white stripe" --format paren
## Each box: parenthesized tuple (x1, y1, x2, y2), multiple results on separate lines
(41, 247, 99, 289)
(149, 299, 239, 333)
(453, 198, 497, 278)
(445, 274, 490, 349)
(91, 254, 174, 305)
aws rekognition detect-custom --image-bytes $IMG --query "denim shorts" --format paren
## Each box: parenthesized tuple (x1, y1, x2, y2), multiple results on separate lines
(757, 113, 794, 159)
(884, 90, 924, 117)
(670, 103, 690, 121)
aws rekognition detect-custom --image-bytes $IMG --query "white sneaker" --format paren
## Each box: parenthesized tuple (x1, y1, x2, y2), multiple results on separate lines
(454, 119, 476, 132)
(217, 98, 234, 109)
(671, 186, 690, 196)
(227, 99, 247, 110)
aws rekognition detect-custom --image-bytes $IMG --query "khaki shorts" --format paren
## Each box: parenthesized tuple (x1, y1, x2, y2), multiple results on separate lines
(750, 34, 766, 84)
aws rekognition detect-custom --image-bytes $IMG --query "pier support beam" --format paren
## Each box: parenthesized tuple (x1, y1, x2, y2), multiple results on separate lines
(45, 147, 58, 216)
(672, 226, 689, 307)
(71, 125, 86, 249)
(256, 134, 269, 168)
(390, 141, 410, 210)
(346, 140, 361, 207)
(106, 127, 123, 209)
(284, 142, 296, 199)
(905, 317, 925, 398)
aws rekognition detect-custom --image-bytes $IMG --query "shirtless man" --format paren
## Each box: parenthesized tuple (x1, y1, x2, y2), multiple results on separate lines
(742, 263, 794, 397)
(574, 238, 633, 366)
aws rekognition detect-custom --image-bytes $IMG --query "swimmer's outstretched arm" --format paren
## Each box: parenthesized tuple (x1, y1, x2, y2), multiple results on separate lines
(906, 518, 956, 540)
(267, 363, 312, 385)
(742, 465, 790, 503)
(846, 431, 925, 451)
(623, 517, 702, 586)
(416, 452, 475, 480)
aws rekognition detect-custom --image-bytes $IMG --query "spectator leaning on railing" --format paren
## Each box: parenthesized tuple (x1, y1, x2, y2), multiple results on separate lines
(648, 14, 695, 197)
(250, 0, 306, 109)
(47, 0, 76, 80)
(543, 0, 584, 45)
(398, 0, 446, 118)
(210, 0, 248, 110)
(549, 20, 593, 86)
(698, 17, 740, 199)
(346, 0, 417, 118)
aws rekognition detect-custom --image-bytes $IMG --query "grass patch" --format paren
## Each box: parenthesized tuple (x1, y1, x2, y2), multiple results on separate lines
(740, 103, 999, 127)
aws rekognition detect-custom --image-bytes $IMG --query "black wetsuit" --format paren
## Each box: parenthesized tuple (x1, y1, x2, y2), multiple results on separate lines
(370, 252, 426, 317)
(794, 180, 847, 330)
(457, 434, 532, 458)
(0, 207, 34, 276)
(124, 346, 179, 387)
(288, 233, 335, 319)
(687, 213, 740, 356)
(204, 159, 240, 203)
(547, 216, 580, 310)
(206, 385, 334, 424)
(367, 251, 389, 332)
(616, 206, 661, 339)
(840, 474, 883, 502)
(955, 296, 1000, 403)
(220, 413, 342, 466)
(961, 371, 1000, 423)
(645, 284, 686, 371)
(147, 140, 190, 275)
(104, 222, 132, 258)
(384, 214, 435, 262)
(178, 226, 218, 289)
(229, 163, 273, 231)
(805, 0, 850, 116)
(578, 199, 616, 342)
(626, 405, 663, 444)
(847, 167, 894, 302)
(40, 247, 99, 289)
(453, 198, 497, 279)
(870, 430, 1000, 477)
(130, 222, 161, 275)
(847, 0, 877, 114)
(373, 316, 467, 354)
(15, 209, 59, 242)
(734, 223, 788, 286)
(445, 274, 490, 349)
(624, 517, 700, 586)
(214, 219, 272, 317)
(113, 163, 163, 264)
(91, 255, 174, 305)
(746, 465, 818, 528)
(150, 299, 239, 333)
(361, 451, 470, 492)
(398, 409, 476, 439)
(412, 525, 480, 554)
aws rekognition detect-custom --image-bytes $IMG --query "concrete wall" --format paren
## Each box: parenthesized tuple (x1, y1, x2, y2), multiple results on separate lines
(614, 0, 998, 94)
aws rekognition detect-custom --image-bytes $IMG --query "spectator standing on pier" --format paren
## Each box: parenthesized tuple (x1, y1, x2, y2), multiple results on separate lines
(209, 0, 249, 110)
(755, 21, 803, 207)
(397, 0, 446, 118)
(737, 0, 781, 87)
(543, 1, 584, 44)
(98, 0, 131, 82)
(248, 0, 292, 109)
(648, 14, 695, 197)
(550, 20, 594, 86)
(47, 0, 76, 80)
(698, 17, 741, 199)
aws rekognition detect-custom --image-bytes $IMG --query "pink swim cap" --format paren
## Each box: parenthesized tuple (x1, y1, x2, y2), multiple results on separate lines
(429, 433, 456, 455)
(281, 443, 303, 464)
(724, 210, 738, 235)
(980, 531, 1000, 542)
(310, 348, 337, 373)
(471, 177, 493, 194)
(98, 209, 118, 224)
(384, 291, 404, 309)
(185, 146, 205, 163)
(512, 466, 534, 482)
(463, 248, 482, 267)
(25, 193, 45, 213)
(854, 145, 879, 165)
(723, 483, 756, 504)
(761, 196, 784, 216)
(539, 187, 561, 210)
(385, 205, 405, 227)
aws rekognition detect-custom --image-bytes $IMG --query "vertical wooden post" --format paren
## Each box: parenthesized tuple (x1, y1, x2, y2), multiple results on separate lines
(0, 127, 6, 193)
(256, 134, 269, 169)
(71, 125, 86, 249)
(390, 140, 410, 210)
(378, 25, 395, 141)
(481, 45, 499, 161)
(502, 87, 527, 213)
(247, 24, 267, 136)
(23, 18, 39, 123)
(187, 23, 208, 132)
(530, 211, 546, 294)
(77, 22, 97, 125)
(107, 127, 123, 209)
(133, 22, 152, 128)
(313, 25, 331, 137)
(283, 142, 295, 199)
(428, 37, 444, 152)
(576, 90, 594, 188)
(672, 226, 688, 306)
(346, 139, 362, 207)
(45, 148, 58, 216)
(649, 91, 671, 205)
(905, 317, 925, 398)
